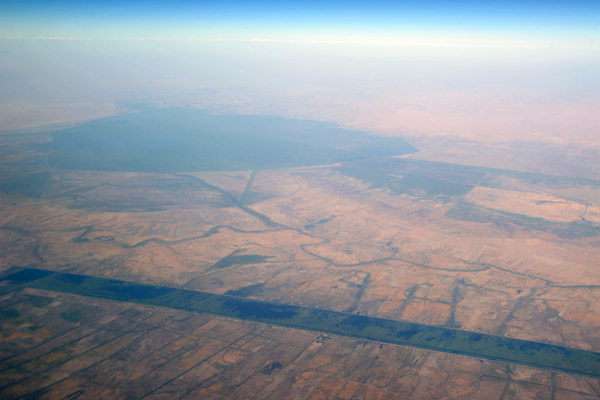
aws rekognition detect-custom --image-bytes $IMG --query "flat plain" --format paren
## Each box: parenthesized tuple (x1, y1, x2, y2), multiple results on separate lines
(1, 107, 599, 399)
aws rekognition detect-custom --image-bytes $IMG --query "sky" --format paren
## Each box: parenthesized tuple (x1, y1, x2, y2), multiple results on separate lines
(1, 0, 599, 43)
(1, 1, 599, 146)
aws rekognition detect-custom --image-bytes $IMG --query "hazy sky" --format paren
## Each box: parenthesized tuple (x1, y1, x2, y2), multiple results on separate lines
(1, 1, 598, 145)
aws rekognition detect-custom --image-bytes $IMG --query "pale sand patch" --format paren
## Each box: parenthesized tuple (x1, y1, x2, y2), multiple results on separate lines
(0, 102, 127, 133)
(464, 186, 589, 223)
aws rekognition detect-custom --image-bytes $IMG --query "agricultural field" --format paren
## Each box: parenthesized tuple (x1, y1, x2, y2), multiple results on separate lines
(1, 107, 599, 398)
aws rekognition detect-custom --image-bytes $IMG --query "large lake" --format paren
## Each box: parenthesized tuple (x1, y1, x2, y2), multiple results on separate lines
(49, 107, 416, 172)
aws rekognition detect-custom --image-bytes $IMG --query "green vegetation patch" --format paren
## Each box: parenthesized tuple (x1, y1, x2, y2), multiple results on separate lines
(24, 294, 53, 308)
(337, 166, 473, 198)
(4, 268, 600, 378)
(60, 309, 86, 323)
(53, 273, 175, 302)
(404, 159, 600, 189)
(225, 283, 265, 297)
(1, 308, 20, 319)
(399, 173, 474, 196)
(304, 216, 334, 230)
(210, 253, 272, 270)
(0, 171, 52, 198)
(0, 268, 55, 284)
(447, 200, 600, 238)
(337, 158, 600, 201)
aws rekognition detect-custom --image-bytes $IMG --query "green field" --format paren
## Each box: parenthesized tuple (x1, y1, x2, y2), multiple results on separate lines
(447, 200, 600, 239)
(3, 268, 599, 378)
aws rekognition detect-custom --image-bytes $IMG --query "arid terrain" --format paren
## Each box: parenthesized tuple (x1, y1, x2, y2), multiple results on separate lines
(1, 107, 599, 399)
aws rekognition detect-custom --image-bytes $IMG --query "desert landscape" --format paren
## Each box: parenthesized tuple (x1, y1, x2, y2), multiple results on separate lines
(0, 104, 599, 398)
